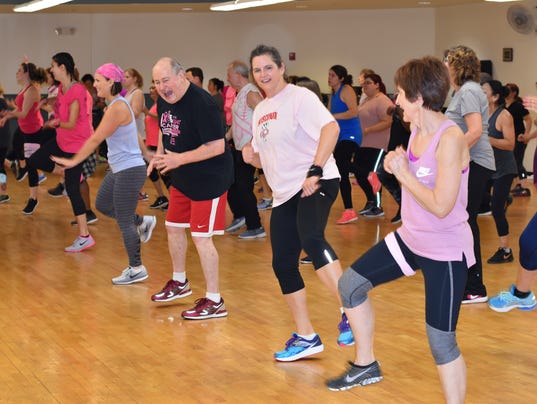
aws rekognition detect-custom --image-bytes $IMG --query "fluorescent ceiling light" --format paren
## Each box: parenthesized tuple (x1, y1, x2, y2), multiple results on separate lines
(485, 0, 523, 2)
(210, 0, 294, 12)
(14, 0, 73, 13)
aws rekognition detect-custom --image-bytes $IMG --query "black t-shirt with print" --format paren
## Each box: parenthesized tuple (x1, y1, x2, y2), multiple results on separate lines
(157, 83, 233, 200)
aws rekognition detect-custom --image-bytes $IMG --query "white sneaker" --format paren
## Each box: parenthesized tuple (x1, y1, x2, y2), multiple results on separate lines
(138, 216, 156, 243)
(112, 266, 148, 285)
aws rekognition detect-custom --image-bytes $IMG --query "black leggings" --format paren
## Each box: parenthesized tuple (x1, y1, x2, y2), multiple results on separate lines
(355, 147, 384, 207)
(270, 178, 339, 294)
(484, 174, 516, 237)
(22, 129, 50, 187)
(27, 138, 86, 216)
(349, 232, 467, 332)
(334, 140, 360, 209)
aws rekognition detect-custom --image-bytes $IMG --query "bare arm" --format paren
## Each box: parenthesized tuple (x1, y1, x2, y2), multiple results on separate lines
(129, 90, 144, 118)
(153, 138, 226, 174)
(301, 121, 340, 197)
(463, 112, 483, 148)
(242, 143, 262, 168)
(332, 85, 359, 120)
(5, 86, 40, 120)
(489, 110, 515, 151)
(51, 100, 130, 168)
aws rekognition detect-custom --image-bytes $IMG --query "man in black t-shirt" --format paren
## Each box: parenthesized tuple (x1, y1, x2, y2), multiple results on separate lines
(149, 57, 233, 320)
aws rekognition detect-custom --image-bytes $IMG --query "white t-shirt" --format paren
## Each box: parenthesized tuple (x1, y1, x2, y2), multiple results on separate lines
(252, 84, 340, 207)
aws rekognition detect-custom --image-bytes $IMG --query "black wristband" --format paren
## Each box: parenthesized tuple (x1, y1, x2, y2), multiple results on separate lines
(307, 164, 323, 178)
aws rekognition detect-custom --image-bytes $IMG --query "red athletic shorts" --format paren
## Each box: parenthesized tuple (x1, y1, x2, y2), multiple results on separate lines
(165, 186, 227, 237)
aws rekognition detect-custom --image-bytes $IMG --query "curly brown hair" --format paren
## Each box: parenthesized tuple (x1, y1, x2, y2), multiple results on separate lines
(444, 45, 480, 87)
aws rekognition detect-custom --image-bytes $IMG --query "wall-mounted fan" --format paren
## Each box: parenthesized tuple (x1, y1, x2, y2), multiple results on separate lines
(507, 4, 537, 35)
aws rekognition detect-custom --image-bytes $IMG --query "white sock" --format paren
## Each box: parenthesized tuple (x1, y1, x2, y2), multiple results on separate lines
(206, 292, 221, 303)
(173, 272, 186, 283)
(297, 333, 317, 341)
(340, 307, 345, 314)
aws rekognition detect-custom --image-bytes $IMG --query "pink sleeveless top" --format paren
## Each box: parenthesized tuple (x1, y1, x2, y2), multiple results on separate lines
(396, 120, 475, 266)
(16, 85, 43, 134)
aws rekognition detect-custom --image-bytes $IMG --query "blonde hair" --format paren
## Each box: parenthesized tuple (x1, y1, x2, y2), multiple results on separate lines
(444, 45, 480, 86)
(125, 67, 144, 89)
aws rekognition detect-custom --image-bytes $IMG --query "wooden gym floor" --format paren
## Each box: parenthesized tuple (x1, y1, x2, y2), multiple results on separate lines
(1, 163, 536, 403)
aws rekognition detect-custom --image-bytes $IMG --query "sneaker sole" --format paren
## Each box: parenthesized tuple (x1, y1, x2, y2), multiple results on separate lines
(300, 260, 312, 265)
(16, 172, 28, 182)
(140, 218, 157, 243)
(64, 240, 96, 253)
(182, 310, 228, 320)
(462, 296, 488, 304)
(489, 302, 537, 313)
(274, 344, 324, 362)
(238, 233, 266, 239)
(22, 201, 39, 215)
(152, 289, 193, 302)
(337, 340, 355, 347)
(112, 274, 149, 285)
(327, 376, 383, 391)
(0, 197, 10, 204)
(337, 217, 358, 225)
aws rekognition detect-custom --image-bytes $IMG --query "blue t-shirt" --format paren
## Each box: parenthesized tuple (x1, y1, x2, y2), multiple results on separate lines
(331, 85, 362, 145)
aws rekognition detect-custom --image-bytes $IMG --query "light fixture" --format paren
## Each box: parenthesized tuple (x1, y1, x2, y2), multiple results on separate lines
(485, 0, 524, 2)
(14, 0, 73, 13)
(210, 0, 294, 12)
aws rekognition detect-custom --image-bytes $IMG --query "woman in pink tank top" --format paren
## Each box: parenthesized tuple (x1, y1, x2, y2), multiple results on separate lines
(327, 57, 473, 403)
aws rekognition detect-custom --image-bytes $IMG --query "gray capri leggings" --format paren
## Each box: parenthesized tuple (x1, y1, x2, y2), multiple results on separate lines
(96, 165, 147, 267)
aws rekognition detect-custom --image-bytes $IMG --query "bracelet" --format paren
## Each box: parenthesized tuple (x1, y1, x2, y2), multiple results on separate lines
(307, 164, 323, 178)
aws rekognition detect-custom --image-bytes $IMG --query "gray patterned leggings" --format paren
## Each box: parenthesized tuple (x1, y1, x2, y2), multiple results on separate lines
(96, 165, 147, 267)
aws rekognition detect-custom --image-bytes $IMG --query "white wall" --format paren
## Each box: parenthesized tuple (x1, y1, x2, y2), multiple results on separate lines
(0, 8, 435, 95)
(436, 0, 536, 173)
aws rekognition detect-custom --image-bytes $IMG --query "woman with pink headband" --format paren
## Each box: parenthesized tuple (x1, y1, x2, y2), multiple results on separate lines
(53, 63, 156, 285)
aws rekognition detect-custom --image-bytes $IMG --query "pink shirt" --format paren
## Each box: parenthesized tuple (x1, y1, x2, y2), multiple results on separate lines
(252, 84, 340, 207)
(359, 93, 393, 150)
(15, 85, 43, 134)
(145, 103, 159, 147)
(55, 83, 92, 153)
(397, 120, 475, 266)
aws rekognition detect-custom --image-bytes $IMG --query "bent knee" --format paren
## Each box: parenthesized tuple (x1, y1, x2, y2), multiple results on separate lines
(426, 324, 461, 365)
(338, 268, 372, 308)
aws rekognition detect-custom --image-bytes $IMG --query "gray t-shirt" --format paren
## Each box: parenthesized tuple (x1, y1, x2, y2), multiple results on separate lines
(445, 81, 495, 171)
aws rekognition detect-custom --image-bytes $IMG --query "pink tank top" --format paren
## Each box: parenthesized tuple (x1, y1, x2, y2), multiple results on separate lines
(396, 120, 476, 266)
(16, 85, 43, 134)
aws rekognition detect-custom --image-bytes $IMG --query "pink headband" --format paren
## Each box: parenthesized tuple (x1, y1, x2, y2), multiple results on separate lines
(95, 63, 124, 83)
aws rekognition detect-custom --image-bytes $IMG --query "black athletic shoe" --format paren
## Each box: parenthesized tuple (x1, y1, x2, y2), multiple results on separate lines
(48, 182, 66, 197)
(150, 196, 169, 209)
(326, 361, 383, 391)
(300, 256, 312, 264)
(22, 198, 38, 215)
(487, 248, 514, 264)
(16, 166, 28, 182)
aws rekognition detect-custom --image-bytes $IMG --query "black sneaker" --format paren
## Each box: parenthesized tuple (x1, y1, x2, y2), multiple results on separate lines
(150, 196, 169, 209)
(22, 198, 38, 215)
(48, 182, 66, 197)
(362, 207, 384, 218)
(16, 166, 28, 182)
(487, 248, 514, 264)
(300, 256, 312, 264)
(0, 194, 10, 204)
(358, 201, 375, 215)
(71, 211, 99, 225)
(326, 361, 383, 391)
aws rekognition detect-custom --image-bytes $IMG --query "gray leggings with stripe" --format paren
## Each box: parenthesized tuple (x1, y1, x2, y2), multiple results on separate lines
(96, 165, 147, 267)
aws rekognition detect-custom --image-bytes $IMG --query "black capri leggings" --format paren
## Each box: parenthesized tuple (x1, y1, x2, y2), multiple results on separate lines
(348, 232, 467, 332)
(270, 178, 339, 295)
(27, 138, 86, 216)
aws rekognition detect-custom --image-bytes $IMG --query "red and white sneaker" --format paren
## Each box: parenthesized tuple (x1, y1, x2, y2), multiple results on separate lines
(151, 279, 192, 302)
(462, 294, 488, 304)
(182, 297, 228, 320)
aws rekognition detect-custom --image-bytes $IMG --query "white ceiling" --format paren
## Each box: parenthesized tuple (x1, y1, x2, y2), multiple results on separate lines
(0, 0, 490, 14)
